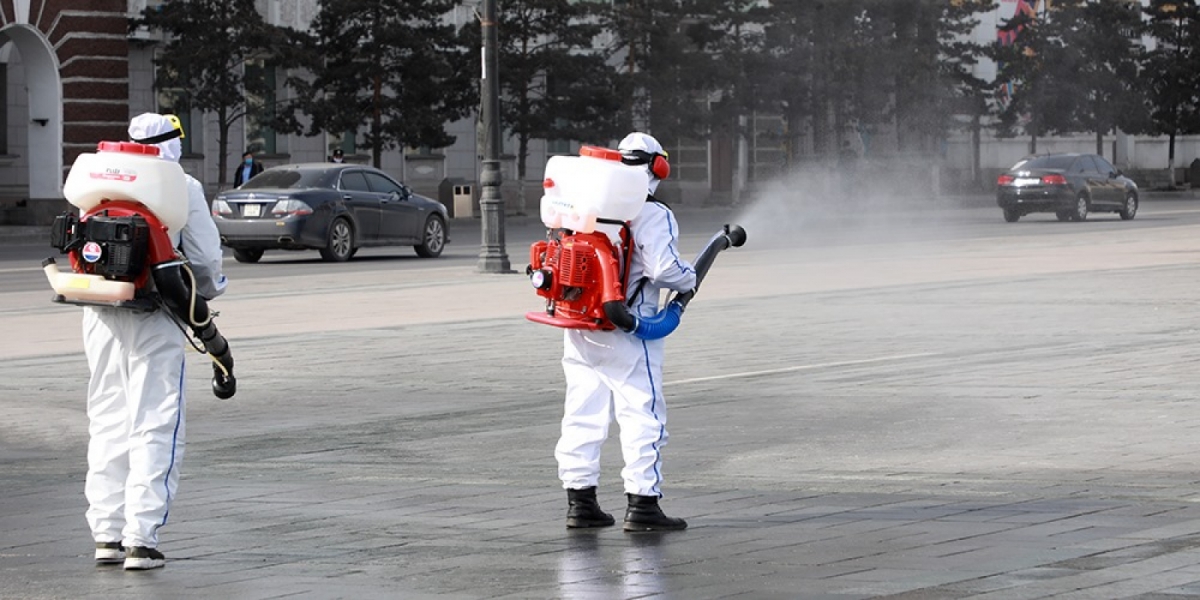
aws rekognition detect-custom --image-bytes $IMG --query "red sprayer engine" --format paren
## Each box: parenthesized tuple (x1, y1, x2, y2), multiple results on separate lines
(525, 146, 647, 330)
(44, 141, 237, 398)
(526, 224, 632, 330)
(525, 145, 748, 339)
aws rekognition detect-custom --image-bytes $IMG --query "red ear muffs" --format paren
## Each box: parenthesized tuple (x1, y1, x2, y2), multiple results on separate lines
(621, 150, 670, 180)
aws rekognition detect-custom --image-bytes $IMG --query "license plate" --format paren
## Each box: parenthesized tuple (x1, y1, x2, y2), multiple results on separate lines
(243, 203, 261, 217)
(1015, 177, 1041, 186)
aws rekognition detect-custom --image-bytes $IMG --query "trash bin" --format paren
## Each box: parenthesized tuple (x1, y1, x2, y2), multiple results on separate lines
(453, 184, 475, 218)
(438, 178, 477, 218)
(437, 178, 459, 217)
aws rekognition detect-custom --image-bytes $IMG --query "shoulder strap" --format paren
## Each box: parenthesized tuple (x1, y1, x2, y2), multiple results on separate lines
(596, 217, 639, 305)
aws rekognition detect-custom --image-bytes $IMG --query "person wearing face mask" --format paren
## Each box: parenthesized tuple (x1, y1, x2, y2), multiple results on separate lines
(232, 149, 263, 187)
(329, 148, 345, 163)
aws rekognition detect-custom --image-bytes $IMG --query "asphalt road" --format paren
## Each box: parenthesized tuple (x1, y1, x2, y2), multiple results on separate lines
(7, 195, 1200, 598)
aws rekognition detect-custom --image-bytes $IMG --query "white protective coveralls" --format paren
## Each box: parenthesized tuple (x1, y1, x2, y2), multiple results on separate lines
(555, 132, 697, 498)
(83, 113, 227, 550)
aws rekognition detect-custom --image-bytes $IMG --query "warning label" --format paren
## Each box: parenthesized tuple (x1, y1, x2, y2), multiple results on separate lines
(89, 170, 138, 183)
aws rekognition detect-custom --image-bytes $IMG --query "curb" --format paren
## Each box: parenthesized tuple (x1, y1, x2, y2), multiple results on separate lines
(0, 226, 47, 244)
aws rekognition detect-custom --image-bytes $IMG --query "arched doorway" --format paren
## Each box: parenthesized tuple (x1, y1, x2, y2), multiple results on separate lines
(0, 23, 61, 202)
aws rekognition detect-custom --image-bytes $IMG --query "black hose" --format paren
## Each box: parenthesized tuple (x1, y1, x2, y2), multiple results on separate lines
(152, 263, 237, 399)
(607, 224, 747, 339)
(676, 224, 747, 310)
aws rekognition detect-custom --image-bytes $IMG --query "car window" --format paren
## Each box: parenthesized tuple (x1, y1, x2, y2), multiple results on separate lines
(1067, 158, 1088, 174)
(364, 172, 404, 195)
(1022, 156, 1075, 170)
(240, 168, 329, 190)
(1092, 155, 1116, 176)
(339, 171, 371, 192)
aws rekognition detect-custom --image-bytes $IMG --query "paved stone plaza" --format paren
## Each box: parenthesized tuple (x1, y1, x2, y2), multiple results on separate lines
(5, 197, 1200, 599)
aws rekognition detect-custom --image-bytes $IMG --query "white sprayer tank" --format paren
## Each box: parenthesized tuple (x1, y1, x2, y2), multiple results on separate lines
(62, 141, 189, 235)
(540, 146, 649, 241)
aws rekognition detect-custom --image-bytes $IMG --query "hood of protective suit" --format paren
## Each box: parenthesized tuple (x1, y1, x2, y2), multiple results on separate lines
(129, 113, 182, 163)
(618, 132, 664, 195)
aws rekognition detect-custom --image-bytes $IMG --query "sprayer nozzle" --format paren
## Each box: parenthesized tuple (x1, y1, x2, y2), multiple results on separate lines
(725, 224, 747, 247)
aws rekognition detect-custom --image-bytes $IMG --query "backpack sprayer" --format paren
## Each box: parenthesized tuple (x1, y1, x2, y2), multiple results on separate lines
(526, 145, 746, 339)
(43, 141, 236, 399)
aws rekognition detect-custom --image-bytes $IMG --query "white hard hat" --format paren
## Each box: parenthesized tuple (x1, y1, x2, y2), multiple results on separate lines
(618, 132, 667, 194)
(129, 113, 183, 163)
(617, 132, 664, 155)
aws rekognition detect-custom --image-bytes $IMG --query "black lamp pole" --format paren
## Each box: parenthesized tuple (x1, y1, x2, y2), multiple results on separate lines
(477, 0, 511, 273)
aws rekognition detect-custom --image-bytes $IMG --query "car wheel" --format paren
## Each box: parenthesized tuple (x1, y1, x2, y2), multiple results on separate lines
(1071, 194, 1089, 222)
(320, 217, 355, 262)
(415, 214, 446, 258)
(1055, 211, 1071, 222)
(233, 248, 264, 264)
(1002, 208, 1020, 223)
(1119, 192, 1138, 220)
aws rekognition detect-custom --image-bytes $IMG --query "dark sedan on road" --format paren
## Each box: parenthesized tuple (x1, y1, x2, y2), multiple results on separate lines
(211, 163, 449, 263)
(996, 153, 1139, 223)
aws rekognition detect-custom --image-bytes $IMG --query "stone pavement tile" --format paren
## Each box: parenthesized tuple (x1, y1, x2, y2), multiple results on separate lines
(934, 567, 1089, 595)
(1043, 567, 1200, 600)
(830, 568, 998, 597)
(201, 579, 462, 600)
(961, 551, 1200, 600)
(1121, 521, 1200, 542)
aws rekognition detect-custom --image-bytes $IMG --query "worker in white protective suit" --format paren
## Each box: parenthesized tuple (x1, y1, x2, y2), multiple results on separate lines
(555, 132, 697, 532)
(84, 113, 226, 570)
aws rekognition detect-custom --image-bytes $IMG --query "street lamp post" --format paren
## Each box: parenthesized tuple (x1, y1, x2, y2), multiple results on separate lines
(477, 0, 511, 273)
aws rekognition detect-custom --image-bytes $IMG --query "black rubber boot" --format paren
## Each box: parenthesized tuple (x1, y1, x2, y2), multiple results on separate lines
(623, 493, 688, 532)
(565, 487, 615, 529)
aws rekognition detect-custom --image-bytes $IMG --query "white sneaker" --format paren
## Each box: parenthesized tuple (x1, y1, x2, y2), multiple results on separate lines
(123, 546, 165, 570)
(94, 542, 124, 565)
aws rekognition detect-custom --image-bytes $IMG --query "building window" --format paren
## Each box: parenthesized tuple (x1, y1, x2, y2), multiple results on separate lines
(244, 60, 276, 154)
(327, 131, 356, 159)
(547, 138, 571, 154)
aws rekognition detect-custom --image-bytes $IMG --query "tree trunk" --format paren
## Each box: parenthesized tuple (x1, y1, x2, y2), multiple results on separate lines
(1168, 131, 1177, 187)
(372, 74, 383, 168)
(218, 107, 229, 188)
(1095, 131, 1103, 158)
(971, 111, 981, 189)
(517, 133, 529, 215)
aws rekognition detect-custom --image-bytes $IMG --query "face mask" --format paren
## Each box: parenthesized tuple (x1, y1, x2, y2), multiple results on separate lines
(333, 157, 343, 163)
(244, 157, 253, 166)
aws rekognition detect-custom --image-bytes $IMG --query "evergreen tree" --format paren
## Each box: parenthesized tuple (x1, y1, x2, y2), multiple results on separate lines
(688, 0, 772, 142)
(1142, 0, 1200, 182)
(280, 0, 475, 168)
(1072, 0, 1146, 157)
(133, 0, 296, 186)
(888, 0, 992, 155)
(600, 0, 718, 144)
(991, 0, 1081, 151)
(484, 0, 624, 201)
(759, 0, 819, 164)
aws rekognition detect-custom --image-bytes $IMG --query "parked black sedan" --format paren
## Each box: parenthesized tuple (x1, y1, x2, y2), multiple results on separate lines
(211, 163, 449, 263)
(996, 153, 1139, 223)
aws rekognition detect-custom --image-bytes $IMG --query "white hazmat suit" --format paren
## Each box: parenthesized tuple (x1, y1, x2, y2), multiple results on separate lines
(83, 113, 226, 556)
(555, 133, 696, 499)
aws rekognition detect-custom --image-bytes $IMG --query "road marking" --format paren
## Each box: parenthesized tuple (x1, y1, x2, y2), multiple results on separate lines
(666, 352, 942, 386)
